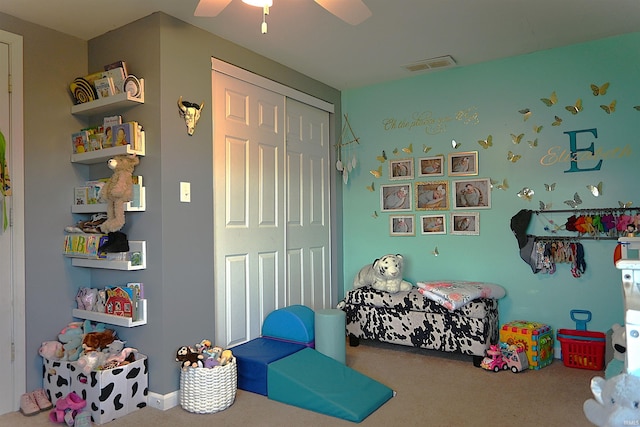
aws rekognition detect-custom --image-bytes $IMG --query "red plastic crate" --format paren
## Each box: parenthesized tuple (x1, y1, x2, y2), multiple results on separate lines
(557, 328, 606, 370)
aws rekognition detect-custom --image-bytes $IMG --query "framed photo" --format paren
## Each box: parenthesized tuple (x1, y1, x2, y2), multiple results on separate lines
(450, 212, 480, 235)
(381, 184, 412, 212)
(415, 180, 449, 210)
(390, 215, 415, 236)
(389, 158, 415, 180)
(453, 178, 491, 209)
(421, 214, 446, 235)
(418, 155, 444, 177)
(448, 151, 478, 176)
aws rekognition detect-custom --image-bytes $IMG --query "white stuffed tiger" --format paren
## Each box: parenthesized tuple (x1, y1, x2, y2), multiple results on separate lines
(353, 254, 413, 293)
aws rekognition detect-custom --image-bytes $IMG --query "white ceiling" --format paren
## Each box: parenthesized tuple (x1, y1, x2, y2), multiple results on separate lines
(2, 0, 640, 90)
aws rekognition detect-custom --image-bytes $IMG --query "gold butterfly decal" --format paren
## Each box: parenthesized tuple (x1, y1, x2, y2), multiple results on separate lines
(533, 125, 543, 134)
(552, 115, 563, 126)
(507, 151, 522, 163)
(366, 182, 375, 192)
(491, 178, 508, 191)
(478, 135, 493, 149)
(564, 192, 583, 208)
(540, 91, 558, 107)
(634, 106, 640, 111)
(432, 247, 439, 257)
(587, 181, 603, 197)
(422, 145, 432, 154)
(539, 201, 552, 211)
(371, 211, 379, 218)
(376, 150, 387, 163)
(528, 138, 538, 148)
(565, 98, 583, 115)
(370, 165, 382, 178)
(600, 100, 616, 114)
(591, 82, 609, 96)
(451, 139, 461, 149)
(511, 133, 524, 144)
(519, 108, 532, 121)
(517, 187, 534, 201)
(544, 182, 556, 191)
(392, 148, 399, 156)
(619, 201, 633, 208)
(402, 143, 413, 154)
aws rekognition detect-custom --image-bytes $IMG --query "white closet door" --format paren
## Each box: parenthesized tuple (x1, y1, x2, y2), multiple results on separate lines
(213, 72, 286, 347)
(285, 99, 331, 309)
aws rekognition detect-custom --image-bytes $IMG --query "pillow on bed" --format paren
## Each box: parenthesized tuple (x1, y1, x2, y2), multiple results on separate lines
(415, 280, 506, 311)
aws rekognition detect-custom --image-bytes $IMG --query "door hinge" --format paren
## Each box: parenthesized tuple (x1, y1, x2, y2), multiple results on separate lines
(8, 73, 11, 94)
(11, 342, 15, 362)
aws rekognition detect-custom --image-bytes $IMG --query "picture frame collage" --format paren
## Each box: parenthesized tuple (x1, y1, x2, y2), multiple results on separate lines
(381, 151, 489, 236)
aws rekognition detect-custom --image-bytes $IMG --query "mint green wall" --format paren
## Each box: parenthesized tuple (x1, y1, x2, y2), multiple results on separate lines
(342, 33, 640, 342)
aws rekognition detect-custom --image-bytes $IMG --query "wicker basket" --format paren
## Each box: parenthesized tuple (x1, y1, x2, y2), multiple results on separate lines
(179, 357, 237, 413)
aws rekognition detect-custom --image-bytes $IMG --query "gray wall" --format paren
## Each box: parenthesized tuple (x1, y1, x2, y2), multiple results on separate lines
(1, 11, 342, 394)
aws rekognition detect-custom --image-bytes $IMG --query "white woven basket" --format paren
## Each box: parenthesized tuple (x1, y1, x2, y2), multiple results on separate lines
(179, 357, 237, 414)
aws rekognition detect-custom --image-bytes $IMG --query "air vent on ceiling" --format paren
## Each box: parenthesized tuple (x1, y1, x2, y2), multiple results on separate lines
(403, 55, 456, 73)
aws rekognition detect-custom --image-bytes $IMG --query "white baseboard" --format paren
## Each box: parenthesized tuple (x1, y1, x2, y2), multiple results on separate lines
(147, 390, 179, 410)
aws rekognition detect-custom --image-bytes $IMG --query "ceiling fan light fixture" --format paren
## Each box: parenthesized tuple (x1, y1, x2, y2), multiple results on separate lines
(242, 0, 273, 7)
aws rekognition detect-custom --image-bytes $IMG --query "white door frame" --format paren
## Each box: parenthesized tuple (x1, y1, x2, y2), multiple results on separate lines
(0, 29, 25, 413)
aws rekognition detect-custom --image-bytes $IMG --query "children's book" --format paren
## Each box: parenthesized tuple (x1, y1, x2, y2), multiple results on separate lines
(94, 77, 115, 98)
(71, 131, 90, 154)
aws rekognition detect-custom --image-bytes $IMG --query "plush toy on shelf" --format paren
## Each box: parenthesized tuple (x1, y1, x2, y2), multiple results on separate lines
(353, 253, 413, 293)
(99, 154, 139, 234)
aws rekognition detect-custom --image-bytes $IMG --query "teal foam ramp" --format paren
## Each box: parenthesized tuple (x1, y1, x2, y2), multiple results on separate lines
(267, 348, 393, 423)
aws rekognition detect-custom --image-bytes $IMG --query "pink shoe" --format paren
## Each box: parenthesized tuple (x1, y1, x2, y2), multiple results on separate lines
(31, 388, 53, 410)
(19, 393, 40, 416)
(49, 408, 66, 423)
(56, 392, 86, 411)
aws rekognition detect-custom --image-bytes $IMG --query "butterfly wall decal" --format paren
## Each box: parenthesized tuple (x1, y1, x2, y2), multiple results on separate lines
(619, 201, 633, 208)
(565, 99, 583, 115)
(552, 116, 563, 126)
(591, 82, 609, 96)
(366, 182, 375, 192)
(517, 187, 534, 201)
(533, 125, 543, 133)
(539, 201, 552, 211)
(540, 91, 558, 107)
(422, 145, 432, 154)
(564, 192, 583, 208)
(371, 211, 379, 218)
(634, 106, 640, 111)
(451, 139, 461, 149)
(507, 151, 522, 163)
(490, 178, 508, 191)
(402, 143, 413, 154)
(370, 165, 382, 178)
(528, 138, 538, 148)
(600, 100, 616, 114)
(587, 181, 603, 197)
(392, 148, 399, 155)
(544, 182, 556, 191)
(511, 133, 524, 144)
(376, 150, 387, 163)
(478, 135, 493, 149)
(518, 108, 532, 121)
(432, 247, 439, 257)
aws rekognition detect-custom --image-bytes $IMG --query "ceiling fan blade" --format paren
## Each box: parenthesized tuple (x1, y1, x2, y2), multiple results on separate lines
(314, 0, 372, 25)
(194, 0, 233, 17)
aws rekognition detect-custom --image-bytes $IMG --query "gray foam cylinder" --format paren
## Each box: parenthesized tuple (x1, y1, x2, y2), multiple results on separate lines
(314, 309, 346, 364)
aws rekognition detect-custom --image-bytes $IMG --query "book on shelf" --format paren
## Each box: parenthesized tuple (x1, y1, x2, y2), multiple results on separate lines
(130, 175, 143, 208)
(63, 233, 108, 258)
(84, 178, 109, 204)
(105, 286, 137, 319)
(87, 133, 104, 151)
(104, 60, 128, 77)
(71, 131, 90, 154)
(103, 116, 122, 147)
(126, 282, 144, 299)
(103, 68, 125, 95)
(94, 76, 115, 99)
(74, 187, 89, 205)
(111, 121, 143, 150)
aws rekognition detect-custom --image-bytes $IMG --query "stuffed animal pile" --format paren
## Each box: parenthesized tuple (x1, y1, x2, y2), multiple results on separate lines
(38, 320, 138, 373)
(353, 253, 413, 293)
(175, 339, 234, 370)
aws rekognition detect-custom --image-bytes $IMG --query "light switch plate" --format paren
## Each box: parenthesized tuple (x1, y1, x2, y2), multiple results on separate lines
(180, 182, 190, 203)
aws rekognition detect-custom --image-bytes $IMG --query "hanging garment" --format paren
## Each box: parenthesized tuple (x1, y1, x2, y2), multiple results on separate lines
(0, 130, 12, 230)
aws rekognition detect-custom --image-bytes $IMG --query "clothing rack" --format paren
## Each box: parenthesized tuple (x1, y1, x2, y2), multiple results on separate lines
(533, 207, 639, 215)
(529, 234, 619, 241)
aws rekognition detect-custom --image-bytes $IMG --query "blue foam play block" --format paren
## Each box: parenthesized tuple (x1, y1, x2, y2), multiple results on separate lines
(267, 348, 394, 422)
(262, 305, 315, 345)
(232, 337, 306, 396)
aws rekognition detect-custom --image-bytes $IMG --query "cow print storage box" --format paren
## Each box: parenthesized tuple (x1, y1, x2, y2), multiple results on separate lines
(43, 354, 148, 424)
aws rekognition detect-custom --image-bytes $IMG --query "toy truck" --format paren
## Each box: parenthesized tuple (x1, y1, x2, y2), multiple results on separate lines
(480, 343, 529, 373)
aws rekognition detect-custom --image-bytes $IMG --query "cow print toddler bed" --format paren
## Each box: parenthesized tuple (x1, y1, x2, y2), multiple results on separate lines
(339, 287, 499, 362)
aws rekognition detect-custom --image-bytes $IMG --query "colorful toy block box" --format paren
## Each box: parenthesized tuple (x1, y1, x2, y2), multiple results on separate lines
(500, 320, 554, 369)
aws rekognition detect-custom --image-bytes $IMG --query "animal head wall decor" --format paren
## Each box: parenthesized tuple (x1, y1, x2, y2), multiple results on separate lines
(177, 96, 204, 136)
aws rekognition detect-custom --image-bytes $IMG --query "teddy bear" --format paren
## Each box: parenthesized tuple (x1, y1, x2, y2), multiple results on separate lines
(99, 154, 139, 233)
(82, 329, 116, 352)
(605, 323, 626, 379)
(352, 253, 413, 293)
(176, 346, 204, 370)
(583, 373, 640, 426)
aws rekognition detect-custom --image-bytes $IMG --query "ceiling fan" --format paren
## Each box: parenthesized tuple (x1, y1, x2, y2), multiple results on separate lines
(194, 0, 372, 26)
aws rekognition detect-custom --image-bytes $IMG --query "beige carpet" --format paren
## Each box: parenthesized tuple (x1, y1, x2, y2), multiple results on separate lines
(0, 340, 598, 426)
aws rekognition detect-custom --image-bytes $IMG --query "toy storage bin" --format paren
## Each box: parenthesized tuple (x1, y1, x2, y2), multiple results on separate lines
(557, 329, 605, 370)
(179, 357, 237, 414)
